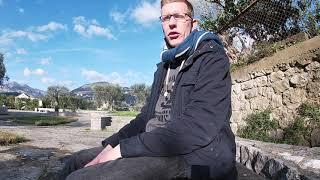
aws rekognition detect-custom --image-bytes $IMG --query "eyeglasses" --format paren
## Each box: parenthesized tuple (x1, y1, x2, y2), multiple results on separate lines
(159, 13, 192, 23)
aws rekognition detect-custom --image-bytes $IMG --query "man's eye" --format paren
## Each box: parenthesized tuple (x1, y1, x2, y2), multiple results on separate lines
(173, 14, 184, 19)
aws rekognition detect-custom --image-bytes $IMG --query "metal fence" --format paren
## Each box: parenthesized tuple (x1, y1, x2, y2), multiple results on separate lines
(205, 0, 320, 64)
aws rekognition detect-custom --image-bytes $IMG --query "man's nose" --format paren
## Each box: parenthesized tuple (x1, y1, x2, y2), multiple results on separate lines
(168, 16, 177, 27)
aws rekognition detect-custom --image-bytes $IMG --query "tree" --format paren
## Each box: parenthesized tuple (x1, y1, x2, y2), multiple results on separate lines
(0, 53, 8, 85)
(93, 84, 124, 111)
(130, 83, 151, 111)
(201, 0, 319, 41)
(46, 86, 70, 112)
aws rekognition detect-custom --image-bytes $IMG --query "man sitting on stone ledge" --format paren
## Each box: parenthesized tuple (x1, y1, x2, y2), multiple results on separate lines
(64, 0, 236, 179)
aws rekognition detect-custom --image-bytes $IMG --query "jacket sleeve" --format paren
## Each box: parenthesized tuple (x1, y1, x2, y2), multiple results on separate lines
(120, 43, 232, 157)
(101, 69, 160, 148)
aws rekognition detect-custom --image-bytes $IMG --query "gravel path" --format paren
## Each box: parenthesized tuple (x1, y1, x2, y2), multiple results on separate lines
(0, 110, 265, 179)
(0, 110, 132, 153)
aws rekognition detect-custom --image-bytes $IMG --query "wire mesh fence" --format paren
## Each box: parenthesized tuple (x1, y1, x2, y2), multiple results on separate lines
(201, 0, 320, 65)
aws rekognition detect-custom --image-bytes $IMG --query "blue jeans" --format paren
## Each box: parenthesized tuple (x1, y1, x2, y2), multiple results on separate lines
(63, 147, 189, 180)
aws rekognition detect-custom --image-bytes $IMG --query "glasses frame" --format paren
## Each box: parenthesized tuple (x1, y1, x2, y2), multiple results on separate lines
(159, 13, 193, 23)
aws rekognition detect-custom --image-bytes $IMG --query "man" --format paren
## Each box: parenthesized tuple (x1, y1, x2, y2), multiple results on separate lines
(65, 0, 236, 179)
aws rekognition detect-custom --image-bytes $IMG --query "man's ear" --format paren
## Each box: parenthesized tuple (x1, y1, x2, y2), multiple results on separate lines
(192, 19, 199, 31)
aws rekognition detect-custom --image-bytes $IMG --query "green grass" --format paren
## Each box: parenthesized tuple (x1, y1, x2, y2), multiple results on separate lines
(0, 131, 27, 146)
(110, 111, 139, 117)
(12, 116, 77, 126)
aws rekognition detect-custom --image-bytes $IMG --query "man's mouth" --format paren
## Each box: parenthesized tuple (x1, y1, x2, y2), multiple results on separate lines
(168, 32, 180, 39)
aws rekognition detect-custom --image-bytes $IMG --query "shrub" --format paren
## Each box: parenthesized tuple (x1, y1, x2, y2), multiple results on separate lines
(13, 116, 77, 126)
(282, 102, 320, 147)
(0, 131, 27, 146)
(238, 110, 279, 143)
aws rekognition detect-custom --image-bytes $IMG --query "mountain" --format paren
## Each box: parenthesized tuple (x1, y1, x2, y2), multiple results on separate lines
(71, 81, 111, 100)
(0, 81, 46, 98)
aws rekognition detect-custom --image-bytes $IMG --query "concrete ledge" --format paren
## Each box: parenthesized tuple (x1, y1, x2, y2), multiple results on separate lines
(236, 137, 320, 179)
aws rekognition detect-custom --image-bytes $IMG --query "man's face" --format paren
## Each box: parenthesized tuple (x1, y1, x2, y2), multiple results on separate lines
(161, 2, 197, 47)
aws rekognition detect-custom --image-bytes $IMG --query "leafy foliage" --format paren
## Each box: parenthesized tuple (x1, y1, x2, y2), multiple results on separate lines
(93, 84, 124, 111)
(46, 85, 70, 111)
(130, 83, 151, 111)
(238, 110, 279, 142)
(283, 102, 320, 147)
(0, 53, 8, 85)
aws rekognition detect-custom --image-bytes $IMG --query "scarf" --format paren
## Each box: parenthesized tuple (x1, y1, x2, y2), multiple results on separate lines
(161, 30, 223, 64)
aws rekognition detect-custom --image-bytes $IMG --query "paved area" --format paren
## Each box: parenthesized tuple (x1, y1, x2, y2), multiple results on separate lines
(0, 110, 266, 179)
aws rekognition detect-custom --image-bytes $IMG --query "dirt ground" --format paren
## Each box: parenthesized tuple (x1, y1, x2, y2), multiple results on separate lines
(0, 110, 265, 180)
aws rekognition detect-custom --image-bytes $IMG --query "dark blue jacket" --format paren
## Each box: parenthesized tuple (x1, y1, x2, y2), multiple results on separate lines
(102, 40, 236, 179)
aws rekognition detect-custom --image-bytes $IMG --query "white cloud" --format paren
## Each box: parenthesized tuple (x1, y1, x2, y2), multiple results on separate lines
(37, 21, 67, 32)
(72, 16, 116, 39)
(60, 80, 74, 86)
(41, 77, 55, 84)
(23, 68, 31, 77)
(18, 8, 24, 13)
(81, 69, 151, 86)
(81, 69, 107, 82)
(131, 0, 161, 26)
(40, 77, 73, 87)
(24, 67, 46, 77)
(40, 57, 51, 65)
(1, 30, 48, 42)
(16, 48, 27, 55)
(0, 21, 67, 47)
(110, 10, 126, 24)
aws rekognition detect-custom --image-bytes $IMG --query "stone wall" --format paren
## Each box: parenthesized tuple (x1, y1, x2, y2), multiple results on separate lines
(236, 137, 320, 179)
(230, 36, 320, 133)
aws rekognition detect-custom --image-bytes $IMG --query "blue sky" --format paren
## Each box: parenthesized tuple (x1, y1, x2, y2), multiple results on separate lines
(0, 0, 167, 91)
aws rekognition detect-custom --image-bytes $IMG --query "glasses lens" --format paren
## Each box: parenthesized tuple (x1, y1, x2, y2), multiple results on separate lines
(160, 13, 190, 23)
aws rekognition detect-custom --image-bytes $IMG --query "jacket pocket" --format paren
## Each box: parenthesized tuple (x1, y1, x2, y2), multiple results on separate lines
(179, 74, 197, 115)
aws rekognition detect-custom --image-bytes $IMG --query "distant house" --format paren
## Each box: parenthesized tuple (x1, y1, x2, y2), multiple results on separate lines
(15, 93, 34, 100)
(14, 93, 43, 108)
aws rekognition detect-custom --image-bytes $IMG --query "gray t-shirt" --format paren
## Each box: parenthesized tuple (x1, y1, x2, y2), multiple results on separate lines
(145, 64, 181, 132)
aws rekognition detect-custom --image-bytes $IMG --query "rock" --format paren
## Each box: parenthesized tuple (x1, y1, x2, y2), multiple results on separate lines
(244, 89, 259, 99)
(232, 83, 242, 95)
(296, 58, 312, 67)
(258, 87, 274, 99)
(260, 159, 284, 178)
(241, 80, 255, 90)
(271, 79, 290, 94)
(277, 63, 291, 71)
(269, 94, 283, 108)
(301, 159, 320, 171)
(306, 80, 320, 104)
(284, 67, 300, 78)
(305, 61, 320, 71)
(289, 73, 309, 88)
(283, 88, 307, 105)
(250, 97, 269, 110)
(249, 70, 266, 79)
(235, 74, 251, 83)
(311, 128, 320, 147)
(270, 71, 285, 82)
(254, 76, 268, 87)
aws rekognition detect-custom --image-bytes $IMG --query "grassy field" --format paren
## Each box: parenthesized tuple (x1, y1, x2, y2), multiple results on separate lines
(0, 131, 27, 146)
(110, 111, 139, 117)
(12, 116, 77, 126)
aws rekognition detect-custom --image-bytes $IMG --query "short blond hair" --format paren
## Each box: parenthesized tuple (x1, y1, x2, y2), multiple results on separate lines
(160, 0, 194, 17)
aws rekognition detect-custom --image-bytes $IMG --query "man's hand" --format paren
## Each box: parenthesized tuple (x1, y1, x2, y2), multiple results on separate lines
(85, 145, 122, 167)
